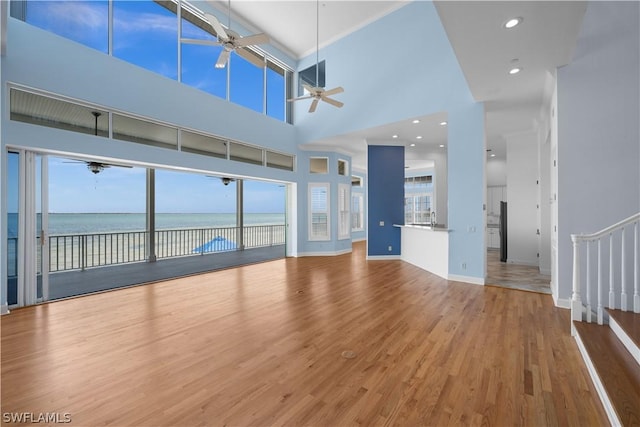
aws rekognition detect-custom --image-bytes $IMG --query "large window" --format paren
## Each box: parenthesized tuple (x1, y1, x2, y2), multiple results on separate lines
(16, 0, 292, 122)
(309, 183, 330, 241)
(338, 184, 350, 240)
(230, 51, 264, 113)
(404, 176, 433, 224)
(113, 0, 178, 80)
(266, 62, 286, 121)
(351, 194, 364, 232)
(20, 0, 109, 53)
(180, 15, 227, 99)
(9, 87, 295, 171)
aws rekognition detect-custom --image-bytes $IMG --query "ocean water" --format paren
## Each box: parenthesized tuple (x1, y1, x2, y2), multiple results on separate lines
(7, 212, 285, 237)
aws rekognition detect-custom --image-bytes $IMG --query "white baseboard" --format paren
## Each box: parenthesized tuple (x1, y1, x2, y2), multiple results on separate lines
(448, 274, 485, 285)
(553, 295, 571, 309)
(1, 304, 9, 315)
(297, 248, 352, 257)
(366, 255, 401, 261)
(609, 315, 640, 366)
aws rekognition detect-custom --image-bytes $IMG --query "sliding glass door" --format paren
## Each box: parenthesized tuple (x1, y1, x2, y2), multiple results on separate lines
(5, 150, 49, 308)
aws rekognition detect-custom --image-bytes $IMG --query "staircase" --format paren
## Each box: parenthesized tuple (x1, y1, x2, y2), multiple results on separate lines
(570, 213, 640, 426)
(573, 309, 640, 426)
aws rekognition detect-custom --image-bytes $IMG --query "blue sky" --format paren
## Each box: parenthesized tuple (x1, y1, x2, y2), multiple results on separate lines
(46, 157, 285, 213)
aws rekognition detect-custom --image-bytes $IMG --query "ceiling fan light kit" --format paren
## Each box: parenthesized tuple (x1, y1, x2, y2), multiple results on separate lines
(288, 0, 344, 113)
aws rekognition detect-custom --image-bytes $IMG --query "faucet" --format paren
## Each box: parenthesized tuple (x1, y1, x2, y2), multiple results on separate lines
(430, 211, 436, 227)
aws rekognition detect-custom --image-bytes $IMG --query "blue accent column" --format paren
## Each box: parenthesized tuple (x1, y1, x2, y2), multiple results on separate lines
(447, 103, 486, 280)
(367, 145, 404, 257)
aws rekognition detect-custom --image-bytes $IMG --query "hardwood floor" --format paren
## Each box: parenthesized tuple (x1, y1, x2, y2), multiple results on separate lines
(486, 249, 552, 294)
(1, 242, 606, 426)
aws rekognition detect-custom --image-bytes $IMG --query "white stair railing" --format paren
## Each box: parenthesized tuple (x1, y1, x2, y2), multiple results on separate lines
(571, 213, 640, 328)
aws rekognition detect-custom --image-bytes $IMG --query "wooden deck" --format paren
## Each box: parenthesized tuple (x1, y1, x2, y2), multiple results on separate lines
(1, 242, 607, 426)
(47, 245, 285, 300)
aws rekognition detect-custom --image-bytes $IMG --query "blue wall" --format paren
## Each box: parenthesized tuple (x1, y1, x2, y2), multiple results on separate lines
(367, 146, 404, 257)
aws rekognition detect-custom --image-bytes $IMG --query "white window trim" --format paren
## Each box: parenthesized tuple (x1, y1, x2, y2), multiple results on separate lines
(338, 183, 350, 240)
(309, 157, 329, 174)
(338, 159, 349, 176)
(351, 193, 364, 232)
(308, 183, 330, 241)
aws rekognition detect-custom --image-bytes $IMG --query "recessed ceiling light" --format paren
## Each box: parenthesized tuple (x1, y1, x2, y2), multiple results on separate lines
(412, 119, 420, 124)
(440, 121, 447, 126)
(509, 67, 522, 75)
(490, 154, 496, 157)
(416, 136, 422, 139)
(392, 134, 398, 139)
(503, 17, 523, 29)
(439, 144, 445, 148)
(410, 143, 416, 147)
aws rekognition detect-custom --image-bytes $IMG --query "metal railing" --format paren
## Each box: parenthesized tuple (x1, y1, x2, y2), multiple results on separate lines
(45, 224, 285, 273)
(571, 212, 640, 328)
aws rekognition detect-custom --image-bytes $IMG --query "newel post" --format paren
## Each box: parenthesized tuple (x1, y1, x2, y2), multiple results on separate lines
(571, 235, 583, 327)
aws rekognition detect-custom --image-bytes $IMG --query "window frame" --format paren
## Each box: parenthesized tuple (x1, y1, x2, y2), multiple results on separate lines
(351, 193, 364, 232)
(309, 157, 329, 174)
(308, 182, 330, 241)
(338, 183, 351, 240)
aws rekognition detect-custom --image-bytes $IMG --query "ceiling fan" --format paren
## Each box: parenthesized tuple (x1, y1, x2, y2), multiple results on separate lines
(181, 0, 270, 69)
(62, 112, 134, 174)
(288, 0, 344, 113)
(206, 175, 235, 186)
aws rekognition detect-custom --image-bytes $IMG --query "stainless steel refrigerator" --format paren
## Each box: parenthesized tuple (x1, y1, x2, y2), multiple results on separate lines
(499, 201, 507, 262)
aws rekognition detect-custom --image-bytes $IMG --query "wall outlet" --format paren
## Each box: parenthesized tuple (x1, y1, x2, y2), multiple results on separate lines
(461, 262, 467, 270)
(379, 221, 385, 226)
(388, 246, 392, 252)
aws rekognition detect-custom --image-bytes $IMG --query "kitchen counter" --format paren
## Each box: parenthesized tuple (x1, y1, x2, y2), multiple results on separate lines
(394, 224, 449, 279)
(397, 223, 451, 232)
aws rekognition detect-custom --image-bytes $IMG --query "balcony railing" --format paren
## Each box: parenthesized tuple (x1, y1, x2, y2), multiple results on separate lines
(6, 225, 285, 275)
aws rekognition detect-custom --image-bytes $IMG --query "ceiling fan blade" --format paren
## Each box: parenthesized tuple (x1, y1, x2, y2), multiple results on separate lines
(309, 98, 319, 113)
(215, 49, 230, 68)
(204, 13, 228, 41)
(321, 96, 344, 108)
(234, 33, 270, 47)
(322, 86, 344, 97)
(287, 95, 313, 102)
(236, 47, 265, 68)
(108, 164, 133, 169)
(180, 38, 221, 47)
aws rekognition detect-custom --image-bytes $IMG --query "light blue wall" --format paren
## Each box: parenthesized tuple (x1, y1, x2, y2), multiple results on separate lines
(297, 151, 352, 255)
(447, 103, 486, 279)
(557, 1, 640, 302)
(294, 1, 473, 143)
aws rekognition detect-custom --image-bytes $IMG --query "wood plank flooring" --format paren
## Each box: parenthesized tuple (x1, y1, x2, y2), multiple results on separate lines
(1, 242, 607, 426)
